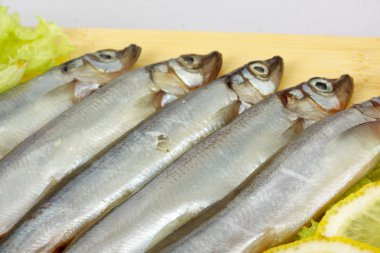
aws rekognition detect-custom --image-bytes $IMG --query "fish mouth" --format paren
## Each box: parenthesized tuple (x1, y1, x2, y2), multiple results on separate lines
(201, 51, 223, 84)
(265, 55, 284, 74)
(264, 55, 284, 89)
(119, 44, 142, 68)
(370, 97, 380, 108)
(331, 74, 354, 110)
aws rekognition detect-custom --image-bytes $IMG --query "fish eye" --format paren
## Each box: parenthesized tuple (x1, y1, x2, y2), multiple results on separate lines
(249, 63, 269, 78)
(253, 65, 265, 73)
(95, 51, 117, 62)
(310, 78, 333, 93)
(182, 56, 195, 64)
(178, 55, 200, 69)
(100, 53, 112, 60)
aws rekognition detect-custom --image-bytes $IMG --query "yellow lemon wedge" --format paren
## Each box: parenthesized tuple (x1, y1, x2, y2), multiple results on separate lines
(317, 181, 380, 248)
(264, 236, 380, 253)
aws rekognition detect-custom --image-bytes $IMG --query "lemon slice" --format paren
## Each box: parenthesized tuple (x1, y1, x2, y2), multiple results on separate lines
(317, 181, 380, 248)
(264, 236, 379, 253)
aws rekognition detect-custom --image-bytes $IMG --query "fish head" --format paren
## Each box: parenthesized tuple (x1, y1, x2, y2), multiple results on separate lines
(280, 74, 354, 122)
(174, 51, 223, 87)
(61, 44, 142, 83)
(150, 51, 222, 106)
(226, 56, 284, 105)
(354, 97, 380, 119)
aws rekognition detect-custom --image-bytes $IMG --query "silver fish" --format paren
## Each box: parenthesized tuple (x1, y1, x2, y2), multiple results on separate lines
(65, 75, 354, 253)
(0, 57, 283, 253)
(157, 97, 380, 253)
(0, 45, 141, 159)
(0, 51, 222, 239)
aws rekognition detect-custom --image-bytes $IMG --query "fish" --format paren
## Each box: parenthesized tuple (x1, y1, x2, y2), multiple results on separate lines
(154, 97, 380, 253)
(0, 57, 284, 253)
(0, 45, 141, 159)
(0, 51, 222, 239)
(64, 75, 354, 253)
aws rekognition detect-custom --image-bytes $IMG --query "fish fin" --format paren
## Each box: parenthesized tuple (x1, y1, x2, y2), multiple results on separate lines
(149, 209, 209, 252)
(239, 100, 252, 114)
(354, 97, 380, 119)
(337, 120, 380, 140)
(134, 91, 166, 110)
(71, 79, 101, 103)
(147, 207, 204, 251)
(211, 102, 240, 125)
(45, 79, 101, 104)
(321, 120, 380, 202)
(44, 80, 75, 98)
(151, 69, 189, 95)
(282, 118, 305, 139)
(161, 93, 179, 107)
(324, 120, 380, 159)
(151, 165, 262, 253)
(248, 228, 278, 253)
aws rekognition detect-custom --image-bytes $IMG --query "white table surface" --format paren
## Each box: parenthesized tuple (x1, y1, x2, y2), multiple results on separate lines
(1, 0, 379, 37)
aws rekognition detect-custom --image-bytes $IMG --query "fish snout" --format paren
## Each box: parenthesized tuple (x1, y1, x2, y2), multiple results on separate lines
(265, 55, 284, 74)
(331, 74, 354, 110)
(120, 44, 142, 66)
(370, 97, 380, 108)
(264, 55, 284, 90)
(200, 51, 223, 84)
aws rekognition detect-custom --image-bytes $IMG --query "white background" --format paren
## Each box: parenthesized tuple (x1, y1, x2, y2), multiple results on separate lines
(1, 0, 379, 37)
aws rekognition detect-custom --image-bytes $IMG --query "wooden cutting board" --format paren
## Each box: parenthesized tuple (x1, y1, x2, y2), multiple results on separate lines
(65, 28, 380, 105)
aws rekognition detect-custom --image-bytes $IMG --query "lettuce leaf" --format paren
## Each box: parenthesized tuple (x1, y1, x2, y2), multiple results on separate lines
(297, 220, 319, 240)
(0, 6, 74, 93)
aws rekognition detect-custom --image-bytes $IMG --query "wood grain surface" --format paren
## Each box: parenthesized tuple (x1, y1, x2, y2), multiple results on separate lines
(65, 28, 380, 105)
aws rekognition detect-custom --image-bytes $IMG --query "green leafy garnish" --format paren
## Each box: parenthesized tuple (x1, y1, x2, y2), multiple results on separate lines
(0, 6, 74, 93)
(297, 220, 319, 239)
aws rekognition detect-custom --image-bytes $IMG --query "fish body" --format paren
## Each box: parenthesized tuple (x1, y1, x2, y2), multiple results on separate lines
(0, 45, 141, 159)
(158, 97, 380, 253)
(0, 57, 284, 253)
(65, 75, 353, 253)
(0, 52, 222, 239)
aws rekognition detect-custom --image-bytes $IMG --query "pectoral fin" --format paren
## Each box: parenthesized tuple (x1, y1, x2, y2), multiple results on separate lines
(71, 79, 101, 103)
(46, 79, 102, 104)
(212, 102, 241, 126)
(282, 118, 305, 140)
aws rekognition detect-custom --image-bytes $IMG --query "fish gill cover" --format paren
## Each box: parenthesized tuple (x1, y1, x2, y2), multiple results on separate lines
(0, 6, 74, 93)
